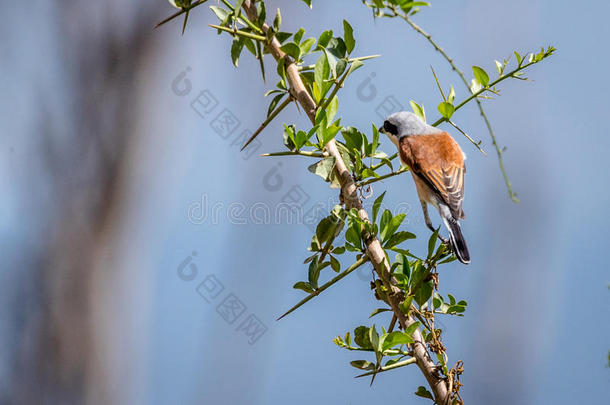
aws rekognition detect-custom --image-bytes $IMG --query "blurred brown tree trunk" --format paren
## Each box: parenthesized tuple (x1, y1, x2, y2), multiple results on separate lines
(11, 2, 157, 403)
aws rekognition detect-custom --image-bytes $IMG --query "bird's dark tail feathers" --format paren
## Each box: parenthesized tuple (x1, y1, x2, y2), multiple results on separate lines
(441, 214, 470, 264)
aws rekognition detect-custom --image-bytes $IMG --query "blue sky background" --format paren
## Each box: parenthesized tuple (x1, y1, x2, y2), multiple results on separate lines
(1, 1, 609, 404)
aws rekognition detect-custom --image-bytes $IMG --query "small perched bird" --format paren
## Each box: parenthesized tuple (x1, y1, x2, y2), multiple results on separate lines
(379, 111, 470, 264)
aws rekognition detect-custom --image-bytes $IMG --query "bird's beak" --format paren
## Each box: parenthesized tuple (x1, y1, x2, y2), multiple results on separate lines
(378, 124, 386, 134)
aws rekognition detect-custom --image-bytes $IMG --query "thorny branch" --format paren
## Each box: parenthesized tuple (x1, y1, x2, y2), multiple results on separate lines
(240, 1, 450, 402)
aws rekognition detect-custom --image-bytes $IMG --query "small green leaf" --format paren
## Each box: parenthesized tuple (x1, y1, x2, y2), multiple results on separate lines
(409, 100, 426, 122)
(369, 308, 391, 318)
(372, 191, 386, 225)
(326, 95, 339, 123)
(209, 6, 229, 22)
(273, 8, 281, 31)
(384, 231, 416, 249)
(427, 227, 439, 258)
(317, 29, 333, 49)
(293, 281, 314, 293)
(230, 38, 245, 67)
(415, 386, 434, 400)
(300, 0, 312, 9)
(414, 281, 433, 306)
(495, 60, 503, 75)
(437, 101, 455, 119)
(379, 210, 392, 240)
(293, 28, 305, 44)
(350, 360, 375, 370)
(343, 20, 355, 54)
(308, 157, 336, 183)
(404, 321, 420, 337)
(330, 255, 341, 272)
(369, 324, 380, 352)
(280, 42, 301, 60)
(447, 85, 455, 103)
(354, 326, 372, 349)
(307, 255, 320, 288)
(472, 65, 489, 87)
(299, 37, 316, 54)
(382, 331, 414, 351)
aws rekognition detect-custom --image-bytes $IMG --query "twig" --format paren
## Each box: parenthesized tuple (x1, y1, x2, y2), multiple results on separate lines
(260, 150, 326, 158)
(403, 15, 519, 202)
(155, 0, 209, 29)
(356, 166, 409, 188)
(299, 54, 381, 71)
(208, 24, 266, 41)
(241, 96, 293, 151)
(355, 357, 417, 378)
(277, 256, 369, 320)
(430, 57, 541, 127)
(447, 120, 486, 156)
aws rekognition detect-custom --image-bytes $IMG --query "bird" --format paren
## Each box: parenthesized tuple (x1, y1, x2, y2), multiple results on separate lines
(379, 111, 470, 264)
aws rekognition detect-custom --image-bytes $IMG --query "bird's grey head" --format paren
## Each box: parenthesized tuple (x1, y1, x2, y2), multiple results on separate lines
(379, 111, 441, 146)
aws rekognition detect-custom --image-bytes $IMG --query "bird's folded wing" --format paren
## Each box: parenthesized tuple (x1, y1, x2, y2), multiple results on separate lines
(400, 133, 465, 219)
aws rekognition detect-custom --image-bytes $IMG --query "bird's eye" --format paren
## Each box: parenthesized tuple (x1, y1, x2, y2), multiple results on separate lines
(383, 120, 398, 135)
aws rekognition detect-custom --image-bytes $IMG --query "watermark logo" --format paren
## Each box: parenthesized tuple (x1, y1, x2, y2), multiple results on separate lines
(176, 251, 268, 345)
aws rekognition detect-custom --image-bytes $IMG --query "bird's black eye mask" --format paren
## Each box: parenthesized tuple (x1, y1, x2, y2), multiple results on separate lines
(383, 120, 398, 135)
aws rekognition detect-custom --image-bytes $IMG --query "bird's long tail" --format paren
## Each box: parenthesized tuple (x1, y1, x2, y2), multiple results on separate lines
(440, 206, 470, 264)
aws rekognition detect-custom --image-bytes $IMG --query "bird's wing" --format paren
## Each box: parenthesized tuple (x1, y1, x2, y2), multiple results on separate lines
(399, 133, 466, 219)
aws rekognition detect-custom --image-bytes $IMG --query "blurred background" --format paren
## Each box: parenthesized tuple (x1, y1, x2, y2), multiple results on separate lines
(1, 0, 608, 404)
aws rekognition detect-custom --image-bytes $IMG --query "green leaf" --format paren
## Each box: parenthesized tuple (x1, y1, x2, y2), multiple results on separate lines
(230, 38, 245, 67)
(293, 28, 305, 44)
(448, 85, 455, 103)
(427, 227, 439, 258)
(404, 321, 420, 337)
(275, 31, 292, 44)
(326, 37, 347, 59)
(384, 214, 406, 242)
(332, 246, 345, 255)
(415, 386, 434, 400)
(495, 59, 503, 75)
(384, 231, 416, 249)
(300, 0, 313, 9)
(313, 53, 330, 102)
(369, 324, 380, 353)
(372, 191, 386, 225)
(350, 360, 375, 370)
(437, 101, 455, 119)
(414, 280, 433, 306)
(307, 255, 320, 288)
(382, 331, 414, 351)
(345, 223, 362, 249)
(209, 6, 229, 22)
(282, 124, 296, 150)
(317, 29, 333, 49)
(267, 93, 285, 117)
(273, 8, 281, 31)
(308, 157, 336, 183)
(343, 20, 355, 54)
(472, 65, 490, 87)
(293, 281, 314, 293)
(280, 42, 301, 60)
(394, 253, 410, 278)
(354, 326, 372, 349)
(299, 37, 316, 55)
(369, 308, 391, 318)
(379, 209, 392, 240)
(329, 255, 340, 272)
(326, 95, 339, 123)
(341, 126, 364, 152)
(409, 100, 426, 122)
